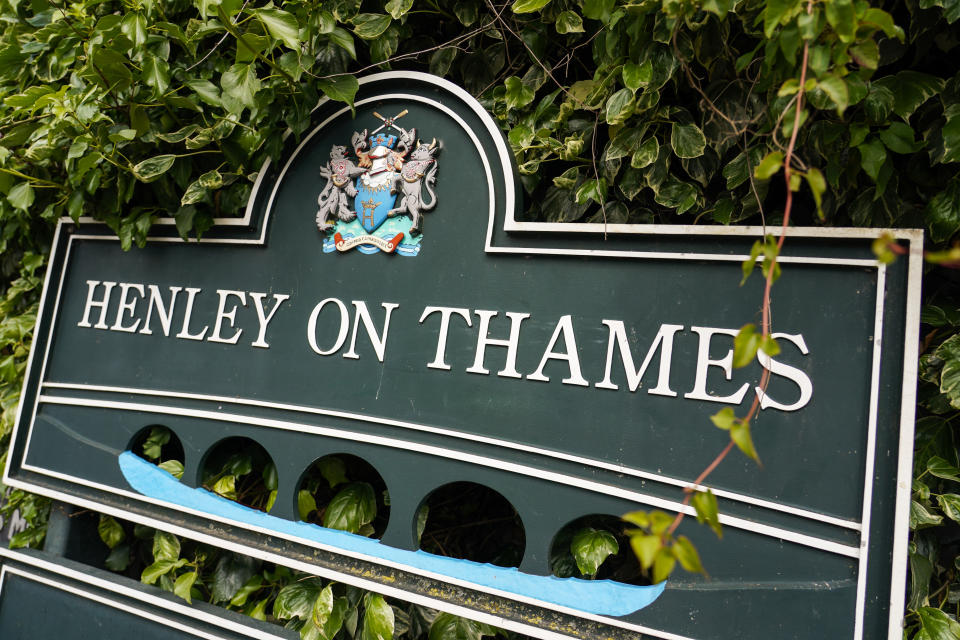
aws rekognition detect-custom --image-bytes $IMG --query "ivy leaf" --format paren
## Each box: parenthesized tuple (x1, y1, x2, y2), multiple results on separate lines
(925, 179, 960, 243)
(512, 0, 552, 13)
(936, 494, 960, 522)
(825, 0, 856, 42)
(210, 553, 258, 603)
(7, 182, 34, 211)
(98, 515, 125, 549)
(323, 482, 376, 534)
(692, 489, 722, 538)
(730, 418, 760, 462)
(298, 489, 318, 520)
(629, 534, 661, 569)
(132, 155, 176, 183)
(385, 0, 414, 19)
(817, 74, 849, 114)
(318, 75, 359, 107)
(181, 179, 209, 206)
(874, 72, 944, 119)
(622, 60, 651, 92)
(670, 123, 706, 158)
(652, 548, 676, 583)
(911, 500, 944, 529)
(174, 571, 197, 604)
(105, 544, 131, 572)
(141, 558, 184, 584)
(672, 536, 704, 574)
(805, 167, 826, 219)
(604, 88, 634, 125)
(504, 76, 535, 110)
(319, 456, 349, 488)
(927, 456, 960, 482)
(575, 178, 608, 205)
(878, 122, 921, 154)
(273, 578, 325, 619)
(754, 151, 783, 179)
(220, 64, 261, 113)
(570, 527, 619, 576)
(352, 14, 392, 40)
(556, 11, 584, 33)
(916, 607, 960, 640)
(256, 8, 301, 50)
(553, 167, 579, 189)
(732, 323, 762, 368)
(153, 529, 180, 562)
(142, 54, 170, 98)
(212, 474, 237, 500)
(763, 0, 801, 37)
(710, 407, 737, 430)
(361, 593, 395, 640)
(120, 12, 148, 49)
(428, 613, 485, 640)
(631, 138, 659, 169)
(857, 138, 887, 181)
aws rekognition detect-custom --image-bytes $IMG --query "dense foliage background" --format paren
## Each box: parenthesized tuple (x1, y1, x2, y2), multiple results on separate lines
(0, 0, 959, 638)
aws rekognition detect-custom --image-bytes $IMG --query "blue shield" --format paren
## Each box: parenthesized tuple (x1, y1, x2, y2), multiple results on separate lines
(353, 175, 397, 233)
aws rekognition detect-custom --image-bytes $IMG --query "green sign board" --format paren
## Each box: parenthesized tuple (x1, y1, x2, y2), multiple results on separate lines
(4, 72, 921, 640)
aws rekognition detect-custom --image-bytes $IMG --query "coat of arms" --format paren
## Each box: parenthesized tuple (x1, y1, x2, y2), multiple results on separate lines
(316, 110, 440, 256)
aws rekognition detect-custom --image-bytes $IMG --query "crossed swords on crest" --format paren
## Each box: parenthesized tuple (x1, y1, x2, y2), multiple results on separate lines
(371, 109, 409, 136)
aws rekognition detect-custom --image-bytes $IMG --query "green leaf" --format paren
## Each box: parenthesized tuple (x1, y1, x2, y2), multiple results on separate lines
(817, 75, 849, 114)
(764, 0, 801, 37)
(153, 530, 180, 562)
(878, 122, 921, 154)
(652, 548, 676, 583)
(132, 155, 176, 183)
(273, 578, 325, 619)
(730, 418, 760, 462)
(604, 88, 634, 125)
(105, 545, 131, 572)
(857, 138, 887, 181)
(298, 489, 318, 520)
(825, 0, 856, 42)
(429, 613, 484, 640)
(916, 606, 960, 640)
(622, 61, 652, 92)
(142, 54, 170, 98)
(733, 324, 762, 368)
(210, 553, 259, 603)
(936, 494, 960, 522)
(670, 123, 706, 159)
(575, 178, 608, 205)
(570, 527, 619, 576)
(186, 80, 222, 107)
(141, 559, 182, 584)
(672, 536, 704, 574)
(98, 515, 125, 549)
(701, 0, 736, 19)
(505, 76, 535, 111)
(927, 456, 960, 482)
(318, 76, 359, 107)
(556, 11, 584, 33)
(181, 179, 210, 206)
(692, 489, 722, 538)
(121, 12, 148, 49)
(221, 64, 262, 113)
(361, 593, 395, 640)
(512, 0, 552, 13)
(805, 168, 826, 219)
(174, 571, 197, 604)
(256, 8, 301, 50)
(710, 407, 737, 430)
(629, 533, 661, 569)
(754, 151, 783, 179)
(874, 72, 944, 119)
(352, 14, 392, 40)
(861, 8, 906, 38)
(328, 27, 357, 59)
(385, 0, 414, 19)
(319, 457, 349, 488)
(631, 138, 659, 169)
(7, 182, 34, 211)
(925, 179, 960, 243)
(323, 482, 376, 534)
(911, 500, 944, 529)
(553, 167, 579, 189)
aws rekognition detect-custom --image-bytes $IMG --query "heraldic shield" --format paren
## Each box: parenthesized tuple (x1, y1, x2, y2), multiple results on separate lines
(315, 109, 440, 257)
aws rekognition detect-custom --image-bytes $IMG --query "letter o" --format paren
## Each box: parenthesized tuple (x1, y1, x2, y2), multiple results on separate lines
(307, 298, 350, 355)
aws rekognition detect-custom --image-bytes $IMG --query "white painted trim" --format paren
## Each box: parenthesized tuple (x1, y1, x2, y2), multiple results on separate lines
(39, 381, 862, 532)
(854, 264, 887, 640)
(29, 394, 860, 559)
(0, 483, 698, 640)
(0, 565, 236, 640)
(888, 237, 924, 638)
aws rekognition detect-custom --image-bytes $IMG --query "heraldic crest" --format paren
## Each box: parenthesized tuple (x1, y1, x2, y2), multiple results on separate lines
(316, 109, 440, 256)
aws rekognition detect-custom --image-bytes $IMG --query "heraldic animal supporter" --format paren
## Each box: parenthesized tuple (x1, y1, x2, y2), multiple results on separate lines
(316, 109, 440, 257)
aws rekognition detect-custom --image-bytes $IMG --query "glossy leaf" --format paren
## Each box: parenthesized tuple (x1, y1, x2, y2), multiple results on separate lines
(256, 8, 300, 49)
(670, 123, 706, 159)
(323, 482, 376, 534)
(361, 593, 395, 640)
(570, 527, 619, 576)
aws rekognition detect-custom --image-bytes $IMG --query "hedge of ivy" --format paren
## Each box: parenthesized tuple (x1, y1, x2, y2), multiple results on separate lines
(0, 0, 959, 638)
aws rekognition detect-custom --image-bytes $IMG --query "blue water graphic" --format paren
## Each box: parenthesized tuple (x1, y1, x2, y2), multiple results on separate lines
(118, 452, 664, 616)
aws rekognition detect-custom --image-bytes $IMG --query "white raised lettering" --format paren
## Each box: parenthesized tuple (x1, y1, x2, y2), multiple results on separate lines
(344, 301, 399, 362)
(465, 310, 530, 378)
(755, 333, 814, 411)
(420, 306, 472, 370)
(175, 288, 208, 341)
(77, 280, 116, 329)
(249, 293, 290, 349)
(527, 315, 589, 386)
(140, 285, 182, 336)
(307, 298, 350, 356)
(684, 326, 749, 404)
(110, 283, 145, 333)
(596, 321, 682, 395)
(208, 290, 246, 345)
